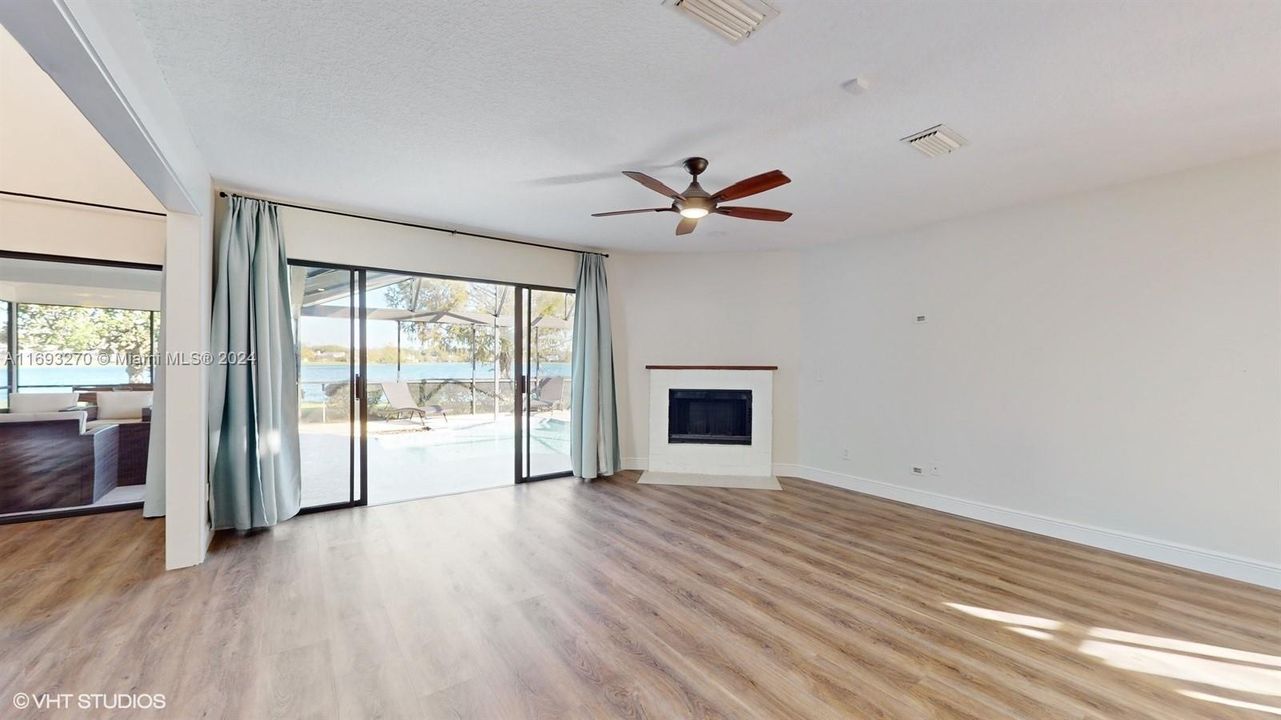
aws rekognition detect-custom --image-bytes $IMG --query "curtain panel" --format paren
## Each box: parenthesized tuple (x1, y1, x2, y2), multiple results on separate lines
(570, 253, 621, 478)
(208, 197, 302, 530)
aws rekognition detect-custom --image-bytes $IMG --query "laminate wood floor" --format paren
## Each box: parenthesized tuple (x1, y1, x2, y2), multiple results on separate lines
(1, 472, 1277, 718)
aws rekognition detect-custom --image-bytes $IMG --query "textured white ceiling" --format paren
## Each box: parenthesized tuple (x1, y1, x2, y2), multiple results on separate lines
(127, 0, 1281, 252)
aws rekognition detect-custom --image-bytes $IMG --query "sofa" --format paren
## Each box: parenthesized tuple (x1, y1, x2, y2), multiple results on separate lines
(85, 391, 153, 487)
(0, 410, 118, 513)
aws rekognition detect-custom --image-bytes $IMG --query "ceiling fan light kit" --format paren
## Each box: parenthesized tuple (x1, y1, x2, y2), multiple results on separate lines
(592, 156, 793, 235)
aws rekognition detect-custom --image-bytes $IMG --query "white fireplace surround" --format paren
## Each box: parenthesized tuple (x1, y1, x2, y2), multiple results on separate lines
(646, 366, 775, 477)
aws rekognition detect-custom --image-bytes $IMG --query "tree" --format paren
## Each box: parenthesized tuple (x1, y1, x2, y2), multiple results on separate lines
(17, 304, 154, 383)
(382, 278, 516, 374)
(530, 291, 574, 366)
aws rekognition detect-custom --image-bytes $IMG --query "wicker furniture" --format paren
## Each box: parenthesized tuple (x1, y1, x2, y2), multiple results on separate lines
(85, 391, 153, 487)
(71, 384, 152, 407)
(0, 412, 118, 513)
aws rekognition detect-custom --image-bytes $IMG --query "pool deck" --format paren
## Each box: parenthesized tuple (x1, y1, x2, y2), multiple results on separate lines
(299, 410, 572, 506)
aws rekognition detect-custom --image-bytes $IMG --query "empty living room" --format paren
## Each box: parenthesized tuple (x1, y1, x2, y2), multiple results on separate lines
(1, 1, 1278, 718)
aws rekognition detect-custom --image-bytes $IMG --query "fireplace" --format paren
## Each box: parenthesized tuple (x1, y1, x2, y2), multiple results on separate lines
(645, 366, 774, 476)
(667, 389, 753, 445)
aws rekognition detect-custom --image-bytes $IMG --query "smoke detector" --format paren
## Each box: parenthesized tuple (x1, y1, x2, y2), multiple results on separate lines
(901, 125, 969, 157)
(663, 0, 779, 43)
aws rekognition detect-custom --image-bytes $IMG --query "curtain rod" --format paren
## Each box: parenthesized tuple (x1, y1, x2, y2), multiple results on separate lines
(0, 190, 166, 217)
(218, 191, 608, 258)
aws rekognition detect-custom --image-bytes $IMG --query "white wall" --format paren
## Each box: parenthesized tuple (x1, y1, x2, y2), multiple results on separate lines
(162, 207, 214, 568)
(793, 152, 1281, 583)
(260, 201, 578, 290)
(0, 198, 164, 265)
(609, 250, 802, 469)
(0, 27, 164, 264)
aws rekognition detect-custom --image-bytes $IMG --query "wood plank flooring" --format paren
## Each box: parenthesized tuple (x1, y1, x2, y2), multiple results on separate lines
(1, 471, 1277, 718)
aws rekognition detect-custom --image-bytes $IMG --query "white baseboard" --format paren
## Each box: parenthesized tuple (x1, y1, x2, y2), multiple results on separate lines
(772, 464, 1281, 590)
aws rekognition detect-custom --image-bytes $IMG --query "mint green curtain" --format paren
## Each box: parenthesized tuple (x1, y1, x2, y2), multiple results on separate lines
(208, 197, 301, 530)
(570, 253, 620, 478)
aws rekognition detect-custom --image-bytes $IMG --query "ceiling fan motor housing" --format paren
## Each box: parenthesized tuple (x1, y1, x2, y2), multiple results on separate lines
(676, 190, 714, 217)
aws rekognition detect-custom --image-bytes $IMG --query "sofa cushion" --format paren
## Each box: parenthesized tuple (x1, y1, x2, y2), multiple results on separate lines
(97, 391, 153, 420)
(0, 411, 88, 434)
(9, 392, 79, 414)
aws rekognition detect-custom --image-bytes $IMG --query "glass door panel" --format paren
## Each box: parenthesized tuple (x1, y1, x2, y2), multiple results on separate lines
(363, 273, 517, 504)
(522, 288, 575, 479)
(292, 264, 363, 508)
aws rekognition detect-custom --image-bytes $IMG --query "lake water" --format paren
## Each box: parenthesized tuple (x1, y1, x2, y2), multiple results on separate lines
(15, 365, 143, 390)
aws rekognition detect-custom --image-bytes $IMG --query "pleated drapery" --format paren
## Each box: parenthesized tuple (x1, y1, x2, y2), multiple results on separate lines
(208, 197, 302, 530)
(570, 253, 621, 479)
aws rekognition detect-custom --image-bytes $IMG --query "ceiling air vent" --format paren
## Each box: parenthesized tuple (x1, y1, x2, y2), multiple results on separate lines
(663, 0, 779, 43)
(901, 125, 969, 157)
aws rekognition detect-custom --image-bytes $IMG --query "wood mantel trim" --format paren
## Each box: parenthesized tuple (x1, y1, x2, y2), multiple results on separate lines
(645, 365, 778, 371)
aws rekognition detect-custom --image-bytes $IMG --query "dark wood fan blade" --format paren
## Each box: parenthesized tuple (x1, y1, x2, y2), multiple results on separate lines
(591, 208, 672, 217)
(716, 206, 793, 222)
(712, 170, 790, 202)
(623, 171, 683, 200)
(675, 217, 699, 235)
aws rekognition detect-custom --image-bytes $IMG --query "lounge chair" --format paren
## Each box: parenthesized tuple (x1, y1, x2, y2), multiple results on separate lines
(378, 382, 448, 427)
(529, 377, 565, 413)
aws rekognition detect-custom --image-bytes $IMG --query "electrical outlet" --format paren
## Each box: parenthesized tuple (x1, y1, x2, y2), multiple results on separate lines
(914, 314, 928, 323)
(911, 466, 925, 475)
(841, 448, 850, 461)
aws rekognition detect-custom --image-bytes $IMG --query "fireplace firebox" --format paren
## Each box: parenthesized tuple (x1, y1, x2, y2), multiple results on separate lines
(667, 389, 752, 445)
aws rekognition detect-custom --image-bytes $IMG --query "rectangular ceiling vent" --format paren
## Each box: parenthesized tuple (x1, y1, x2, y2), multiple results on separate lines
(901, 125, 969, 157)
(663, 0, 779, 44)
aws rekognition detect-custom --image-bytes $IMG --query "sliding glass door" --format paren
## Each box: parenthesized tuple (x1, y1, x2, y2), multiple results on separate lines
(291, 261, 573, 511)
(520, 287, 575, 479)
(292, 264, 364, 509)
(362, 272, 518, 503)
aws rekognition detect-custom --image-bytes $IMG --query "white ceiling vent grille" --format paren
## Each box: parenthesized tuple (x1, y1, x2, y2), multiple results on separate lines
(901, 125, 969, 157)
(663, 0, 779, 43)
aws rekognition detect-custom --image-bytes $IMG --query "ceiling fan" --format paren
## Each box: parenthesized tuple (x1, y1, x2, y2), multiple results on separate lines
(591, 157, 792, 235)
